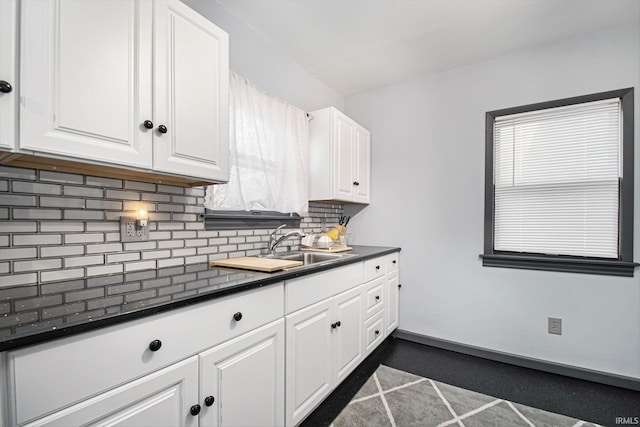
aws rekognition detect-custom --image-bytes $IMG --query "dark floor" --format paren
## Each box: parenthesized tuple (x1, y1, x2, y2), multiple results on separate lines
(301, 336, 640, 427)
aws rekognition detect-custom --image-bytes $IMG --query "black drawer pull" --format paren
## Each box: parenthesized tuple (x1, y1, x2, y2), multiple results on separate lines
(204, 396, 215, 406)
(375, 295, 380, 301)
(392, 260, 397, 264)
(375, 265, 380, 270)
(148, 339, 162, 352)
(331, 322, 337, 329)
(233, 312, 243, 321)
(398, 284, 402, 289)
(375, 330, 380, 336)
(190, 404, 201, 416)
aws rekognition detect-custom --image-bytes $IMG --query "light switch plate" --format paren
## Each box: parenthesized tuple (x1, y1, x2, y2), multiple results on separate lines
(120, 216, 149, 242)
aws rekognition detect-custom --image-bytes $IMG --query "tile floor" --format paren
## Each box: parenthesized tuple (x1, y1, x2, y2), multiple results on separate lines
(331, 365, 602, 426)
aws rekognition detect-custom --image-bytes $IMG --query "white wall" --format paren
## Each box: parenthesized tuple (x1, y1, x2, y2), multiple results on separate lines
(345, 24, 640, 378)
(183, 0, 344, 112)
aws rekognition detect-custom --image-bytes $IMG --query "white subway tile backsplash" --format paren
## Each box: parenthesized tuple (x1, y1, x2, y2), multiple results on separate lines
(87, 264, 124, 277)
(64, 210, 105, 220)
(125, 260, 156, 272)
(106, 252, 141, 263)
(158, 257, 185, 268)
(14, 258, 62, 272)
(40, 268, 84, 283)
(0, 247, 38, 260)
(0, 167, 36, 180)
(1, 195, 37, 206)
(12, 181, 61, 195)
(124, 180, 156, 192)
(13, 234, 62, 246)
(41, 196, 84, 208)
(41, 245, 84, 258)
(106, 190, 140, 201)
(0, 272, 38, 287)
(0, 166, 343, 292)
(65, 255, 104, 268)
(40, 222, 84, 232)
(85, 176, 122, 188)
(86, 243, 123, 254)
(14, 208, 62, 220)
(40, 170, 84, 184)
(65, 233, 105, 244)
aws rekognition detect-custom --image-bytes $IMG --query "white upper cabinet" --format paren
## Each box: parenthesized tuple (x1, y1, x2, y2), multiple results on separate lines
(0, 0, 17, 151)
(19, 0, 229, 183)
(152, 0, 229, 180)
(309, 106, 371, 204)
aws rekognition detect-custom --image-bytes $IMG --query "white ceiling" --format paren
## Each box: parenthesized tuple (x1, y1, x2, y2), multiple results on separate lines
(216, 0, 640, 97)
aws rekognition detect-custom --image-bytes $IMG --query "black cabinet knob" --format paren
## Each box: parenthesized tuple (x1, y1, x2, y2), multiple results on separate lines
(204, 396, 215, 407)
(158, 124, 168, 134)
(375, 330, 380, 336)
(0, 80, 12, 93)
(336, 321, 341, 327)
(148, 339, 162, 352)
(398, 284, 402, 289)
(331, 322, 337, 329)
(392, 260, 397, 265)
(375, 295, 380, 301)
(353, 181, 360, 186)
(190, 404, 201, 416)
(233, 312, 243, 321)
(143, 120, 154, 129)
(375, 265, 380, 270)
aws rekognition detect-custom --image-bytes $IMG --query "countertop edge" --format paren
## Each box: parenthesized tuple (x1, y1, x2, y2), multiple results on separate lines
(0, 246, 400, 352)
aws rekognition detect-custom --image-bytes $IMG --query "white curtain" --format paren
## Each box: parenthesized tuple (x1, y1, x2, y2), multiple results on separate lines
(205, 72, 309, 214)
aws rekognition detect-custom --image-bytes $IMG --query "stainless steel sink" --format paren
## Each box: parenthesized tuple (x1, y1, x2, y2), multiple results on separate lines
(260, 251, 354, 269)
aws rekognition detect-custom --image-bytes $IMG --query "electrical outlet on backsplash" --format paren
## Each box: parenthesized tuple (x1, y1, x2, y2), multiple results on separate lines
(0, 166, 345, 288)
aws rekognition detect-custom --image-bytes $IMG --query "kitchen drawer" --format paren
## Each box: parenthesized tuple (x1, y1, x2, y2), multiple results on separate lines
(285, 263, 363, 314)
(364, 311, 385, 356)
(363, 277, 385, 320)
(386, 252, 399, 272)
(7, 283, 284, 425)
(363, 256, 385, 283)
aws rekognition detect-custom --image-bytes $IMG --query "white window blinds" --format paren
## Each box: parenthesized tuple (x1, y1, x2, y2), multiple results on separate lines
(493, 98, 621, 259)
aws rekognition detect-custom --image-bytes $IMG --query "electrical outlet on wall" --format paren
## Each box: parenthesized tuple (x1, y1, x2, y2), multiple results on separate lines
(548, 317, 562, 335)
(120, 216, 149, 242)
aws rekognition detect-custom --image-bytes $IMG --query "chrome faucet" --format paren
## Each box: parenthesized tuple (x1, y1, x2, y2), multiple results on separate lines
(268, 224, 306, 255)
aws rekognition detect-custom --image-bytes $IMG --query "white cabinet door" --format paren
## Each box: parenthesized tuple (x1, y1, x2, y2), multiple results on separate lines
(0, 0, 17, 151)
(309, 106, 371, 204)
(333, 112, 355, 201)
(354, 125, 371, 204)
(285, 298, 333, 427)
(199, 320, 285, 427)
(385, 270, 399, 335)
(23, 356, 199, 427)
(333, 286, 363, 385)
(153, 0, 229, 181)
(19, 0, 153, 168)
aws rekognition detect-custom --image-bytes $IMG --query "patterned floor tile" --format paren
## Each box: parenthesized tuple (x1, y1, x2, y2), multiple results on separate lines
(331, 365, 602, 427)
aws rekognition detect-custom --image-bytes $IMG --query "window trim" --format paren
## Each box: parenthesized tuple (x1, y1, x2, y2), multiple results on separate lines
(482, 88, 637, 276)
(204, 209, 301, 230)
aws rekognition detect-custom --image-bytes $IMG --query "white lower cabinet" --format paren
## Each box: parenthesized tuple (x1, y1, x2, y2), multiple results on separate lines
(3, 252, 400, 427)
(285, 285, 363, 427)
(199, 320, 285, 427)
(23, 356, 199, 427)
(19, 320, 285, 427)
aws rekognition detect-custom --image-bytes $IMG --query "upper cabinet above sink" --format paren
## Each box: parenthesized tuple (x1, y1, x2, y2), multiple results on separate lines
(5, 0, 229, 186)
(309, 107, 371, 204)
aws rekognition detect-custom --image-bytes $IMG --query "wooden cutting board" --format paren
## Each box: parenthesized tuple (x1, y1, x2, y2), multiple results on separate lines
(300, 246, 353, 253)
(211, 256, 303, 272)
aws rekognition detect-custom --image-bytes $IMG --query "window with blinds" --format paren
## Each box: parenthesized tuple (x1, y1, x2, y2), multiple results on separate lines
(483, 88, 635, 276)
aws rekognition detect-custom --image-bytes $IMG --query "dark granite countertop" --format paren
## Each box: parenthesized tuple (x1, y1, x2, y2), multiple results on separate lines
(0, 245, 400, 352)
